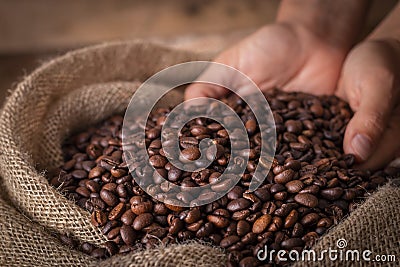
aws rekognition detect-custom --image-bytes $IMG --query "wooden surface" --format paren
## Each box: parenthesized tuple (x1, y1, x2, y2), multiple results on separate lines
(0, 0, 397, 106)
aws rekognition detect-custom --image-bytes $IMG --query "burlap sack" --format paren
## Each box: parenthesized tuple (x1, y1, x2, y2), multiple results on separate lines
(0, 41, 398, 266)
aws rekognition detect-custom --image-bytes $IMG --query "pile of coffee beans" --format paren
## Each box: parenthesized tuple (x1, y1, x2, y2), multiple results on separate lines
(51, 89, 394, 266)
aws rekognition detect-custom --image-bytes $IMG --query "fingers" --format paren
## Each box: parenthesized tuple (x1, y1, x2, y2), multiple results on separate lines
(356, 107, 400, 169)
(339, 41, 400, 169)
(184, 47, 239, 101)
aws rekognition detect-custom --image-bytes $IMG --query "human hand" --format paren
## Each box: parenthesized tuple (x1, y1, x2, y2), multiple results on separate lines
(337, 39, 400, 169)
(184, 23, 348, 100)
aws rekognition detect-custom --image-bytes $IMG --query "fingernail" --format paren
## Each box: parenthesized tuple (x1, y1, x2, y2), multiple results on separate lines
(351, 134, 373, 161)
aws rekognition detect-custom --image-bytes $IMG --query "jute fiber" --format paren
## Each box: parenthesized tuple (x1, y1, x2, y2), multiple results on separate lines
(0, 41, 398, 266)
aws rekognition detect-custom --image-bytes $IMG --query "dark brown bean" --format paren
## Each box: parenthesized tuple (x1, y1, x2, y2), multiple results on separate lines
(252, 214, 272, 234)
(149, 155, 167, 168)
(108, 203, 125, 220)
(133, 213, 153, 230)
(180, 147, 201, 162)
(320, 187, 344, 200)
(294, 193, 319, 208)
(120, 225, 137, 246)
(285, 180, 304, 193)
(274, 169, 295, 184)
(227, 198, 251, 212)
(100, 189, 119, 207)
(220, 235, 240, 248)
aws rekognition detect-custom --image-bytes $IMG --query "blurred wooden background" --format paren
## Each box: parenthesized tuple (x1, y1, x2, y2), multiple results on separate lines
(0, 0, 397, 106)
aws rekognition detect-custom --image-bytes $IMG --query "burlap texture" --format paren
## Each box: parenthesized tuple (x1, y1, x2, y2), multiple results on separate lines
(0, 41, 398, 266)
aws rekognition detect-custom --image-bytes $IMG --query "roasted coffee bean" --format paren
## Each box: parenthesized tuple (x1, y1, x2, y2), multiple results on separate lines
(300, 213, 320, 226)
(284, 209, 299, 229)
(184, 209, 201, 224)
(71, 170, 87, 179)
(227, 198, 252, 212)
(120, 225, 137, 246)
(133, 213, 153, 230)
(220, 235, 240, 248)
(274, 169, 295, 184)
(294, 193, 319, 208)
(207, 215, 230, 228)
(252, 214, 272, 234)
(76, 186, 91, 198)
(100, 189, 119, 207)
(169, 218, 184, 234)
(196, 222, 214, 238)
(285, 180, 304, 193)
(281, 238, 304, 250)
(108, 203, 125, 220)
(91, 210, 107, 227)
(131, 201, 153, 215)
(180, 147, 201, 162)
(149, 155, 167, 168)
(102, 220, 119, 235)
(320, 187, 344, 200)
(237, 220, 251, 237)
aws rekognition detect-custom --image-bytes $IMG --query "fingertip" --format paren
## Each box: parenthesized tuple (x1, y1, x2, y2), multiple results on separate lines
(184, 82, 229, 100)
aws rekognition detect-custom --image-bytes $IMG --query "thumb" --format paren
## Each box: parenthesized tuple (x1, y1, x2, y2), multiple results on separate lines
(184, 44, 261, 100)
(184, 48, 237, 101)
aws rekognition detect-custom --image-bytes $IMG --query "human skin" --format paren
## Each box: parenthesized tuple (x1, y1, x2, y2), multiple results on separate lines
(185, 0, 400, 170)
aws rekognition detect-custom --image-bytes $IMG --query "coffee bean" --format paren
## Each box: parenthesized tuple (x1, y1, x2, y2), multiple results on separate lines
(131, 201, 153, 215)
(184, 209, 201, 224)
(108, 203, 125, 220)
(284, 209, 299, 229)
(227, 198, 252, 212)
(237, 220, 251, 236)
(207, 215, 230, 228)
(274, 169, 295, 184)
(285, 180, 304, 193)
(281, 238, 304, 250)
(120, 225, 136, 246)
(320, 187, 344, 200)
(133, 213, 153, 230)
(245, 120, 257, 136)
(220, 235, 240, 248)
(179, 137, 198, 148)
(180, 147, 201, 162)
(102, 220, 119, 235)
(294, 193, 319, 208)
(149, 155, 167, 168)
(76, 186, 91, 198)
(71, 170, 87, 179)
(100, 189, 119, 207)
(300, 213, 320, 226)
(196, 222, 214, 238)
(252, 214, 272, 234)
(169, 218, 184, 235)
(91, 210, 107, 227)
(190, 125, 210, 136)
